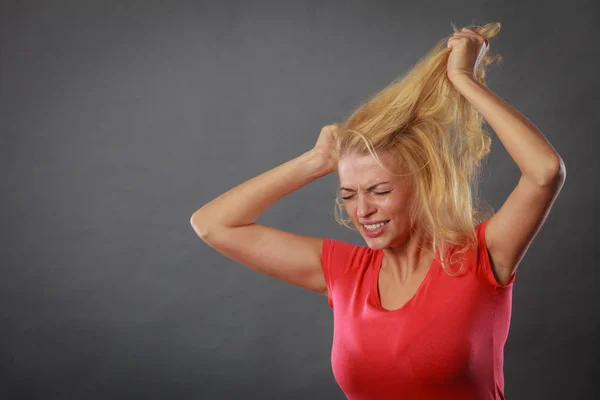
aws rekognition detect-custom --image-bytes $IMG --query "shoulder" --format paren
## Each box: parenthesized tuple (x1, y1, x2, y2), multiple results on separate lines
(322, 239, 379, 270)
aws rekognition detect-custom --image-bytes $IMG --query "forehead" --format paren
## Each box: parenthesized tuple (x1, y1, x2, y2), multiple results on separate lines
(338, 152, 401, 186)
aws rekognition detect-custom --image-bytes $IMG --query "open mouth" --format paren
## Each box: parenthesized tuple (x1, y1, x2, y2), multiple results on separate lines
(361, 221, 390, 238)
(363, 221, 389, 231)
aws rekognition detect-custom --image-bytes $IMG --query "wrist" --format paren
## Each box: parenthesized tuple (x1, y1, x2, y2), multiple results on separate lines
(449, 73, 478, 87)
(305, 148, 337, 176)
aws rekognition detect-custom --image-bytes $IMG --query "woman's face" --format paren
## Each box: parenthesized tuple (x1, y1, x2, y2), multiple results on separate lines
(338, 151, 415, 250)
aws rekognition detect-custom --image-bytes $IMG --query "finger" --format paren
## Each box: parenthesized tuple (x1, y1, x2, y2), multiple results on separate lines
(447, 36, 467, 45)
(453, 32, 488, 46)
(453, 32, 477, 39)
(459, 28, 489, 45)
(447, 36, 465, 47)
(448, 35, 468, 42)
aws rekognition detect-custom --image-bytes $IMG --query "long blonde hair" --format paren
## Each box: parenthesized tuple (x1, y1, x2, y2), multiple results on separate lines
(331, 22, 503, 275)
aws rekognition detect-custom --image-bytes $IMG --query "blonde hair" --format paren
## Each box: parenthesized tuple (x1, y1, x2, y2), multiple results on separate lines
(331, 22, 503, 275)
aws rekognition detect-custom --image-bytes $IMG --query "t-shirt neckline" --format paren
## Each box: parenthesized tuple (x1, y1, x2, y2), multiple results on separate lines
(370, 249, 438, 312)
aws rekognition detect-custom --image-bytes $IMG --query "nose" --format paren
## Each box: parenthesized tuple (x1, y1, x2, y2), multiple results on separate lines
(356, 193, 376, 219)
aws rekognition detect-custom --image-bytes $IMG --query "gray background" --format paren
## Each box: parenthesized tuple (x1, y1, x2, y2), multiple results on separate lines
(1, 0, 598, 399)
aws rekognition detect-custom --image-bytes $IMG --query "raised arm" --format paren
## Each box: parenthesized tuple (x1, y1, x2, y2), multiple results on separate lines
(190, 125, 338, 295)
(448, 28, 566, 286)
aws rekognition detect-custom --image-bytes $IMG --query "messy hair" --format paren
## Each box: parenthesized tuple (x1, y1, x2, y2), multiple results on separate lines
(331, 22, 503, 275)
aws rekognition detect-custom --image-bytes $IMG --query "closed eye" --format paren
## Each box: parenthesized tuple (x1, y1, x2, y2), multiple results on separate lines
(341, 190, 392, 200)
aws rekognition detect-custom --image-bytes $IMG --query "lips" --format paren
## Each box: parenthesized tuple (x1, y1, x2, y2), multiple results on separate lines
(362, 220, 389, 238)
(360, 220, 389, 225)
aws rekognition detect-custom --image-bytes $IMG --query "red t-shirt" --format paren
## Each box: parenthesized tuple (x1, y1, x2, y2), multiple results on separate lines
(321, 219, 515, 400)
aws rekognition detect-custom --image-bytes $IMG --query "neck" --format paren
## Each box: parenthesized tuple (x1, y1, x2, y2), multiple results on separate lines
(382, 225, 433, 284)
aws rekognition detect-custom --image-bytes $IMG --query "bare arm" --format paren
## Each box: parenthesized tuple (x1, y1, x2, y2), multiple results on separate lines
(452, 73, 565, 286)
(191, 149, 332, 237)
(190, 126, 338, 295)
(448, 29, 565, 285)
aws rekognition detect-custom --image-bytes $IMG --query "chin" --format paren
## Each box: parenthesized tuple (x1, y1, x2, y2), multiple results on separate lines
(362, 237, 389, 250)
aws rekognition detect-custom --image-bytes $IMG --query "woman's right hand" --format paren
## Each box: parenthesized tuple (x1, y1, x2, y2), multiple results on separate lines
(312, 124, 339, 174)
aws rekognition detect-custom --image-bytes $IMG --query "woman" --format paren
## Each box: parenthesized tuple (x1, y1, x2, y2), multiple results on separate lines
(190, 23, 565, 399)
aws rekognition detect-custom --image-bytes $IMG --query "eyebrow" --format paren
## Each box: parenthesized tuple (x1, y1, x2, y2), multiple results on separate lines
(339, 182, 391, 192)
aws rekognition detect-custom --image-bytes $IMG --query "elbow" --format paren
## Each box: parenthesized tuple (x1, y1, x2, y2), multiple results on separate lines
(549, 156, 566, 182)
(190, 213, 213, 242)
(537, 157, 566, 187)
(190, 210, 236, 244)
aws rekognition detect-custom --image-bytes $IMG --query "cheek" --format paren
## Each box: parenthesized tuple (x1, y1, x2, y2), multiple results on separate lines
(379, 196, 399, 210)
(381, 196, 410, 216)
(342, 202, 357, 217)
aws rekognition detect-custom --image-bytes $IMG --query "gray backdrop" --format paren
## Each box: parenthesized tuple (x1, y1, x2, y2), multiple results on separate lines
(1, 0, 598, 399)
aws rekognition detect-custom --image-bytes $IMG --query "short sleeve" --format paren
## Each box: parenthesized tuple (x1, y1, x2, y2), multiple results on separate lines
(321, 238, 356, 308)
(476, 218, 516, 290)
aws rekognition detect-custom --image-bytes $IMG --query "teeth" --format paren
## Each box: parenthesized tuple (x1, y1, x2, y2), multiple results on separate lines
(364, 222, 386, 231)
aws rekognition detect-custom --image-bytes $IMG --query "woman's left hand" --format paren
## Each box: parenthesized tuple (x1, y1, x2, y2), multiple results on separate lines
(446, 27, 489, 82)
